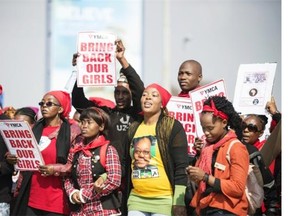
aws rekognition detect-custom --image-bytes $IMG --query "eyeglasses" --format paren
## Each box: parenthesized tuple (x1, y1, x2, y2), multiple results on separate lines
(38, 101, 60, 107)
(242, 123, 260, 133)
(134, 149, 150, 156)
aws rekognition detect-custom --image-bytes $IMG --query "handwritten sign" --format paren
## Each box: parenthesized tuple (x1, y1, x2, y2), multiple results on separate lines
(0, 120, 45, 171)
(167, 96, 197, 157)
(77, 32, 117, 86)
(189, 79, 227, 139)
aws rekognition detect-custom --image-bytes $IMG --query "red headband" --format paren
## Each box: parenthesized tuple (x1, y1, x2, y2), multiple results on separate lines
(202, 100, 228, 120)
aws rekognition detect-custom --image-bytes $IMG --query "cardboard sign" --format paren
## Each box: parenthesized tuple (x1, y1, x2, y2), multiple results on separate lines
(233, 63, 276, 115)
(77, 32, 117, 86)
(189, 79, 227, 139)
(0, 120, 45, 171)
(167, 96, 197, 157)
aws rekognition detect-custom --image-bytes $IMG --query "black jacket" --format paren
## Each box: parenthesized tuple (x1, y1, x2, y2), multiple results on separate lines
(0, 137, 14, 204)
(244, 143, 280, 215)
(0, 114, 14, 204)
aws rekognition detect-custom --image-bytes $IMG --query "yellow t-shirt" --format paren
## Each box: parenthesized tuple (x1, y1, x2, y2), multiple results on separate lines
(130, 122, 172, 197)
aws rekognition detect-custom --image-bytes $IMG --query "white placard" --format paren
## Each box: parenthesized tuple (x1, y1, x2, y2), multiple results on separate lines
(77, 32, 117, 87)
(0, 120, 45, 171)
(233, 63, 276, 115)
(189, 79, 227, 139)
(167, 96, 197, 157)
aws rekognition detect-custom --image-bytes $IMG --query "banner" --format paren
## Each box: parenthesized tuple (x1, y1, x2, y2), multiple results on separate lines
(77, 32, 117, 86)
(167, 96, 197, 157)
(233, 63, 276, 115)
(0, 120, 45, 171)
(189, 79, 227, 139)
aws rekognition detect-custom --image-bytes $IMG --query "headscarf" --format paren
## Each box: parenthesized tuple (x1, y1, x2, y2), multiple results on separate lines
(145, 83, 172, 108)
(202, 99, 228, 120)
(45, 90, 71, 118)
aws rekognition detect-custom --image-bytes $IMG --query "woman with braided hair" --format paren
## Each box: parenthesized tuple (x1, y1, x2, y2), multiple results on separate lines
(125, 83, 189, 216)
(186, 95, 249, 215)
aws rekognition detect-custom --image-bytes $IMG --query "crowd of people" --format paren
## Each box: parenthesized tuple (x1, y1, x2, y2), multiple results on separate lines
(0, 39, 281, 216)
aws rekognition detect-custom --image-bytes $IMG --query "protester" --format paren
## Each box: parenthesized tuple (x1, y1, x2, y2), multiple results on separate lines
(186, 95, 249, 215)
(176, 59, 203, 166)
(0, 113, 14, 216)
(177, 59, 203, 97)
(126, 83, 188, 216)
(10, 90, 80, 215)
(265, 96, 281, 214)
(72, 110, 81, 125)
(64, 107, 121, 215)
(72, 39, 144, 161)
(72, 39, 144, 215)
(242, 114, 280, 215)
(8, 107, 38, 211)
(14, 107, 38, 127)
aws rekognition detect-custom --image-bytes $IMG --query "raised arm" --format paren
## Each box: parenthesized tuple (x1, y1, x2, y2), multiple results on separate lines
(115, 40, 144, 113)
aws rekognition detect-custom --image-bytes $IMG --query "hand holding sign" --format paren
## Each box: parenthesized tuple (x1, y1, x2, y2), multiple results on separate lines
(0, 120, 45, 171)
(5, 152, 18, 165)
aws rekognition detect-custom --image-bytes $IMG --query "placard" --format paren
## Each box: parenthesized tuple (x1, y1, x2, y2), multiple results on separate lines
(233, 63, 276, 115)
(167, 96, 197, 157)
(77, 32, 117, 86)
(0, 120, 45, 171)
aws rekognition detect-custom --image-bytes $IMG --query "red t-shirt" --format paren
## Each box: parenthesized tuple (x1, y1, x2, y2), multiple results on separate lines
(28, 125, 69, 214)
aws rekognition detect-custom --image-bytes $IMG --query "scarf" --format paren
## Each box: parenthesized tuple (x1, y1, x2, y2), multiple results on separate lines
(70, 135, 109, 157)
(178, 91, 189, 98)
(33, 118, 71, 164)
(196, 130, 237, 193)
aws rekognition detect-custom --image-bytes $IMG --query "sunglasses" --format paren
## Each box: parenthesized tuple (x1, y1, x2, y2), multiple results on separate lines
(38, 101, 60, 107)
(242, 123, 260, 133)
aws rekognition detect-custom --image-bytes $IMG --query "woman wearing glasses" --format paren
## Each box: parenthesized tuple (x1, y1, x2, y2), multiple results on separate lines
(11, 90, 81, 216)
(241, 114, 280, 215)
